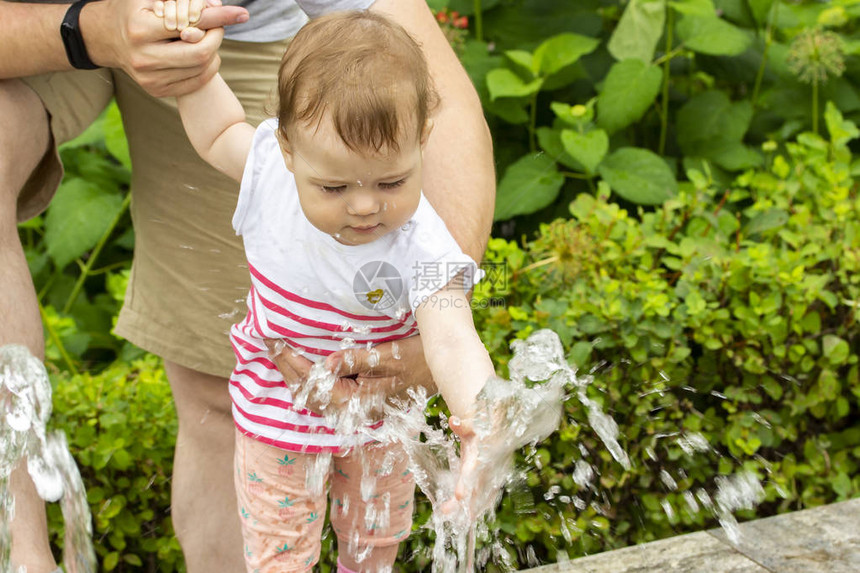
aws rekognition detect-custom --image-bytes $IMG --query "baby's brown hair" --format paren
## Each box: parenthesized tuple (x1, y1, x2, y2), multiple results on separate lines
(277, 11, 438, 154)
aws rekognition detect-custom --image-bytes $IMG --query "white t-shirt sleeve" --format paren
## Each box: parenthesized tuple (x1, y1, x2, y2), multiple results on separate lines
(232, 119, 280, 236)
(295, 0, 376, 18)
(405, 196, 484, 310)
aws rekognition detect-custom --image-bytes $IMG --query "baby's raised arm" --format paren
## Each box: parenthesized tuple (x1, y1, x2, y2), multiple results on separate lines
(176, 74, 254, 182)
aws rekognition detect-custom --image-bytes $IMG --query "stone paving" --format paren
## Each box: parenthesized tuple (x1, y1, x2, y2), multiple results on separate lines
(527, 497, 860, 573)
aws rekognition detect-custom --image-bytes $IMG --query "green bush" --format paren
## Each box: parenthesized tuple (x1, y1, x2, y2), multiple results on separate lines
(47, 356, 183, 572)
(468, 102, 860, 563)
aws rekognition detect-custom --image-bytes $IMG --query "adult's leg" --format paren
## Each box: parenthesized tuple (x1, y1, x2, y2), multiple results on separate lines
(165, 361, 246, 572)
(0, 79, 57, 573)
(109, 39, 286, 570)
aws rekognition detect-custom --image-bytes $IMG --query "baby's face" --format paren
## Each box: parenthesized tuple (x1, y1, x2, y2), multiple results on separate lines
(281, 118, 426, 246)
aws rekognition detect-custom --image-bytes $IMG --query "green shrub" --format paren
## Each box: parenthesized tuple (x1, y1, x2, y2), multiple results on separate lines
(47, 356, 183, 572)
(469, 102, 860, 563)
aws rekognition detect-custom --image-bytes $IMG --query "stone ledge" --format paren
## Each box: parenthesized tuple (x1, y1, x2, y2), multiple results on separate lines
(525, 497, 860, 573)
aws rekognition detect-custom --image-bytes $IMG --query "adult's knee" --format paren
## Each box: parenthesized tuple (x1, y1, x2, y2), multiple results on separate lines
(164, 361, 233, 437)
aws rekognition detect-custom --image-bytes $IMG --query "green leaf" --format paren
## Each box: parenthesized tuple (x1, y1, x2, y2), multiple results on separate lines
(481, 0, 603, 51)
(832, 472, 852, 497)
(44, 178, 124, 269)
(104, 101, 132, 170)
(817, 369, 840, 401)
(744, 209, 788, 236)
(669, 0, 715, 16)
(677, 15, 751, 56)
(608, 0, 667, 62)
(569, 191, 596, 221)
(494, 153, 565, 220)
(824, 101, 860, 148)
(561, 129, 609, 173)
(677, 91, 753, 159)
(533, 33, 600, 76)
(704, 141, 763, 171)
(485, 98, 530, 124)
(570, 341, 593, 368)
(748, 0, 775, 26)
(822, 335, 849, 366)
(58, 113, 104, 152)
(505, 50, 536, 77)
(598, 147, 678, 205)
(597, 59, 663, 133)
(537, 127, 581, 170)
(104, 551, 120, 571)
(486, 68, 544, 100)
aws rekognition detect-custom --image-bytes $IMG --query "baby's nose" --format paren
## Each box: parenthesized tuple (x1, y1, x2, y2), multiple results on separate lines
(347, 192, 380, 216)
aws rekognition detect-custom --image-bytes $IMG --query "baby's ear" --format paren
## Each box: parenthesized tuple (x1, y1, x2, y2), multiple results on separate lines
(277, 131, 296, 172)
(420, 119, 434, 148)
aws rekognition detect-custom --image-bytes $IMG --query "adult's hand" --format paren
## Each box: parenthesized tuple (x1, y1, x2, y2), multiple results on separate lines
(81, 0, 248, 97)
(264, 338, 313, 385)
(326, 335, 435, 401)
(264, 336, 436, 417)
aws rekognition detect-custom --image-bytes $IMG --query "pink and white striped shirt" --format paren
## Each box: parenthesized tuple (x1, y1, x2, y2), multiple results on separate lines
(229, 120, 480, 453)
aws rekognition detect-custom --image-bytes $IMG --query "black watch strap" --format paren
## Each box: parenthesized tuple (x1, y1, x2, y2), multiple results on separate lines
(61, 0, 101, 70)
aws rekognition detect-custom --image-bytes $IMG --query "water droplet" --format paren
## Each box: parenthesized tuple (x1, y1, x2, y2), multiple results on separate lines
(660, 469, 678, 490)
(366, 345, 380, 368)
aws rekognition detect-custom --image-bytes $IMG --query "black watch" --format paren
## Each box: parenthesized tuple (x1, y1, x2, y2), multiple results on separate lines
(61, 0, 101, 70)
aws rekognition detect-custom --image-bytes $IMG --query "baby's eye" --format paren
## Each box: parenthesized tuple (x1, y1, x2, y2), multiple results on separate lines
(379, 179, 406, 190)
(322, 185, 346, 193)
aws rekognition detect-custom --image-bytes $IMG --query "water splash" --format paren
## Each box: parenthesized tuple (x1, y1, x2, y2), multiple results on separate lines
(713, 471, 765, 543)
(0, 345, 96, 573)
(366, 329, 573, 572)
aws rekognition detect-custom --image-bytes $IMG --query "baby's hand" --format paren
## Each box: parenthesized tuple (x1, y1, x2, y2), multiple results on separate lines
(441, 414, 511, 521)
(154, 0, 206, 37)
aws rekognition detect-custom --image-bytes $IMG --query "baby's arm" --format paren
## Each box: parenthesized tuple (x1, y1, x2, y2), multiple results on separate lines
(414, 279, 494, 422)
(176, 74, 254, 182)
(415, 278, 496, 514)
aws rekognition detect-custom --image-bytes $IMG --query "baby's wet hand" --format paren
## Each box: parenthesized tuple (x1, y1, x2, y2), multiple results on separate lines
(441, 415, 509, 520)
(441, 416, 479, 516)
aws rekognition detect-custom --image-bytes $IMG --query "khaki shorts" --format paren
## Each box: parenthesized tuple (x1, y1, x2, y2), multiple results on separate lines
(20, 39, 288, 377)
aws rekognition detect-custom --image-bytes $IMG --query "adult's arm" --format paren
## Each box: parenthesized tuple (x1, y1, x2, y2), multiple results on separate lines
(0, 0, 248, 97)
(370, 0, 495, 262)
